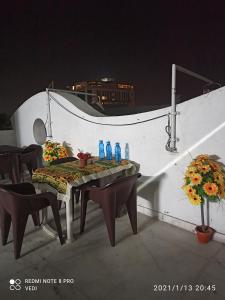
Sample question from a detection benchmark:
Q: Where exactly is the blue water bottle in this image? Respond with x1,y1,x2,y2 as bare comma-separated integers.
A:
99,140,105,159
125,143,129,160
115,142,121,164
106,141,112,160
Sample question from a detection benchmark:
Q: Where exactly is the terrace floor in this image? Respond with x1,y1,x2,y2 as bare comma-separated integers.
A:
1,208,225,300
0,177,225,300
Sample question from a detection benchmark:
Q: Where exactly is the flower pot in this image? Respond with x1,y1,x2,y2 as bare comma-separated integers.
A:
195,226,215,244
79,159,87,168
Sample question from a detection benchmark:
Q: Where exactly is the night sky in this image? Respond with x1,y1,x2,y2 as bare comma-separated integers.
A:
1,0,225,115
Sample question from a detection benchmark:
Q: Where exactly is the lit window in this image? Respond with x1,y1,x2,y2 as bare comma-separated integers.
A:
118,84,134,89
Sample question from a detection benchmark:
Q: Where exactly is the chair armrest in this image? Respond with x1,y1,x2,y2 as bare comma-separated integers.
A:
13,191,57,202
78,180,100,191
80,173,142,192
1,182,36,195
81,186,103,192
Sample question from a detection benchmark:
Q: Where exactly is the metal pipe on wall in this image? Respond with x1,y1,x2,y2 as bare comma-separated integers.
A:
170,64,177,152
46,88,53,138
167,64,215,153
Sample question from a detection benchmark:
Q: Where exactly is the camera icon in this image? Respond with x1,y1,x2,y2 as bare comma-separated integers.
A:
9,279,22,291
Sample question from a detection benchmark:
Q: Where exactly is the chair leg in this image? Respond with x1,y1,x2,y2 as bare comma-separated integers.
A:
80,192,88,233
0,209,11,245
12,214,28,259
125,190,137,234
31,212,40,226
50,201,64,245
101,196,116,246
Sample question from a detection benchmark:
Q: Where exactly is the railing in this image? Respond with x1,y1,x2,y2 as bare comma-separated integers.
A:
166,64,219,153
47,90,168,127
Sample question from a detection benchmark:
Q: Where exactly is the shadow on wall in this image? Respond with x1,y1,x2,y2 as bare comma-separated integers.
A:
137,173,167,219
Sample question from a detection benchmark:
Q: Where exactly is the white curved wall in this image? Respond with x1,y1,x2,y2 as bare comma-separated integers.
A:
13,88,225,242
14,92,48,146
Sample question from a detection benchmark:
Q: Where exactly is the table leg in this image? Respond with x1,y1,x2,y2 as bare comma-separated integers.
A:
66,197,74,242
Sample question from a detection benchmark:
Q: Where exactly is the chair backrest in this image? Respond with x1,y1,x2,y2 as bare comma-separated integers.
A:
22,144,42,156
90,173,141,205
0,153,20,183
0,186,30,213
0,154,13,172
50,157,77,166
21,144,43,169
103,173,141,189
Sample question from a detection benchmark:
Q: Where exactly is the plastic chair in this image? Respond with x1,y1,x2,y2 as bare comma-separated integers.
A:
0,182,64,259
0,153,20,183
80,173,141,246
20,144,43,177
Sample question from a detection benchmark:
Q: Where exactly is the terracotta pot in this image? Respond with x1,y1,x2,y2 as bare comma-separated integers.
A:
79,159,87,168
195,226,215,244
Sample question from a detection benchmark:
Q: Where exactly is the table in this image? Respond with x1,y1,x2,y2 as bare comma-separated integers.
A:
32,158,140,242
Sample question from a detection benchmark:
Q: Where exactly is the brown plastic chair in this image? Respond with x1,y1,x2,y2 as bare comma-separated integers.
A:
0,153,20,183
50,157,80,219
0,182,64,259
20,144,43,177
80,173,141,246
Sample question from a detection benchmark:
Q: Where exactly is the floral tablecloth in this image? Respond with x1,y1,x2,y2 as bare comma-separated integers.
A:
32,158,139,196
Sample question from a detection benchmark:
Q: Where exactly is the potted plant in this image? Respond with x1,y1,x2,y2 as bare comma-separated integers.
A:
77,151,91,167
182,154,225,243
43,140,68,165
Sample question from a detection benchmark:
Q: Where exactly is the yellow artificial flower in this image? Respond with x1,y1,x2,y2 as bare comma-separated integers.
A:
43,141,68,162
188,194,202,206
190,173,202,186
44,155,49,161
213,171,224,185
198,164,211,174
185,167,197,177
208,160,221,172
182,185,196,196
203,182,218,196
183,155,225,204
195,154,210,162
190,160,203,168
218,185,225,199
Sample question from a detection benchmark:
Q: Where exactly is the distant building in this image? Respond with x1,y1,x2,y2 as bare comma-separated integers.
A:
66,78,135,109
